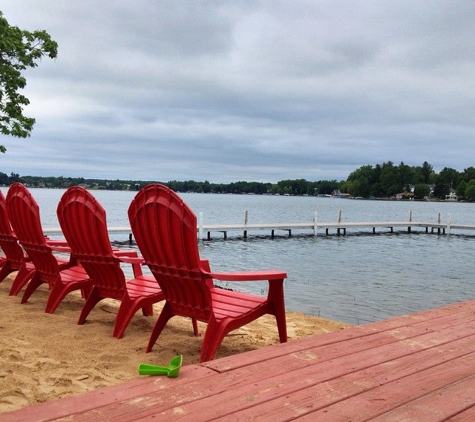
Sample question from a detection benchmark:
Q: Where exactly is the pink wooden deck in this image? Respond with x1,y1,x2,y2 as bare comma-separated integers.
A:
4,299,475,421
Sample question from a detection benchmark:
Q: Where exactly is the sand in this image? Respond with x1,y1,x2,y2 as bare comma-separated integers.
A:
0,273,350,412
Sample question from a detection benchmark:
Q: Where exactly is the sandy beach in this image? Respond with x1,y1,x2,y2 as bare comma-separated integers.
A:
0,273,350,412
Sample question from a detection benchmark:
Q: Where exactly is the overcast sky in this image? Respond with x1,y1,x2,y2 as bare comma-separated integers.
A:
1,1,474,183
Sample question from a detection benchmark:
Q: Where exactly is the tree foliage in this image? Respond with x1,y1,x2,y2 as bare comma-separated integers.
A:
0,11,58,151
4,161,475,201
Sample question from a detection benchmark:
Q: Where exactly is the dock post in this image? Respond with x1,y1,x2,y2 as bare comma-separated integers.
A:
337,210,342,235
199,212,204,240
407,210,412,233
243,210,248,238
313,212,318,236
447,213,451,236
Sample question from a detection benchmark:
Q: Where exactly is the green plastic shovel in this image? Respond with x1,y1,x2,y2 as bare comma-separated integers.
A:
138,355,183,377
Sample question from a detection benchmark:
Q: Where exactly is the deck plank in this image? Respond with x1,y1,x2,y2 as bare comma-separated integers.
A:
2,366,215,422
296,353,475,422
370,375,475,421
444,405,475,421
76,311,475,421
204,300,475,373
4,299,475,422
161,334,475,422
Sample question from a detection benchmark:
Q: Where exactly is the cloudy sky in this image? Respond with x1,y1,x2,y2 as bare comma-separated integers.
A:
1,1,474,183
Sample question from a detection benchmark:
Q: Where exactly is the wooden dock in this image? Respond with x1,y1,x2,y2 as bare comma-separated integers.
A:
42,211,474,240
5,298,475,421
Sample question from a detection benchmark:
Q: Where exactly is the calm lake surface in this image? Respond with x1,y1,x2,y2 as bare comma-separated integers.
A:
5,187,475,325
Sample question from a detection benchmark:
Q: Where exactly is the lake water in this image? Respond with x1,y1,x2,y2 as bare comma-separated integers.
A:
4,187,475,326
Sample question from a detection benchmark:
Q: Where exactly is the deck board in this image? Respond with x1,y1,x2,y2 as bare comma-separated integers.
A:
3,299,475,422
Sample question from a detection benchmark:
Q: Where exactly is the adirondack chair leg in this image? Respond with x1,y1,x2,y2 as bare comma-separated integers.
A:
0,262,13,283
45,279,93,314
267,280,287,343
274,309,287,343
113,296,144,339
81,284,93,300
9,263,36,296
199,318,227,363
0,261,18,283
20,275,45,303
146,302,174,353
78,288,102,325
45,283,69,313
192,318,199,336
141,304,153,317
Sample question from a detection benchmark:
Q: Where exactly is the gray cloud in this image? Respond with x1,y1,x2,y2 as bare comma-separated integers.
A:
1,0,474,183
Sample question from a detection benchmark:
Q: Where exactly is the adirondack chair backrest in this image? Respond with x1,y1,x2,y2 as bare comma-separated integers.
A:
57,186,126,299
128,184,212,320
0,190,26,267
6,183,60,284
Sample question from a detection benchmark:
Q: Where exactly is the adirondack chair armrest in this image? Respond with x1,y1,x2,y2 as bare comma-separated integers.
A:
49,244,72,254
114,253,144,278
116,255,143,264
45,239,69,247
208,270,286,302
49,244,78,265
200,259,211,271
114,250,139,258
207,270,287,282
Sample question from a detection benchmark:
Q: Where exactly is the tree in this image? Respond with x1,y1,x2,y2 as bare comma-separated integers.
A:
456,180,467,199
379,161,402,197
398,161,414,191
437,167,461,188
0,11,58,151
414,183,430,200
416,161,434,184
0,170,8,185
462,167,475,182
465,181,475,201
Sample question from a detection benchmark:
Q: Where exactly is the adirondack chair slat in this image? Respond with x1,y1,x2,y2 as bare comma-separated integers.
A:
6,183,92,312
57,186,166,338
128,183,288,362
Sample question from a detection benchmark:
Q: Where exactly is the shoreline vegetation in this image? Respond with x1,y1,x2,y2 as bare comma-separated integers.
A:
2,160,475,200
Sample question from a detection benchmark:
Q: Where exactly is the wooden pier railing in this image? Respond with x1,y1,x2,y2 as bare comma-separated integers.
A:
41,211,474,240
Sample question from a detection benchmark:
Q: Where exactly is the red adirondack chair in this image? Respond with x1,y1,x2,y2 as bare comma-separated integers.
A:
0,190,35,286
57,186,165,338
6,183,93,312
128,183,288,362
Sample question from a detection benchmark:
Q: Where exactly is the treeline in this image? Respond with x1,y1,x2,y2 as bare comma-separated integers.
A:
2,160,475,200
0,171,341,196
340,161,475,200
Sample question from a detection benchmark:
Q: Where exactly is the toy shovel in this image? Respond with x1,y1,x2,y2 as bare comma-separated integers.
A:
138,355,183,377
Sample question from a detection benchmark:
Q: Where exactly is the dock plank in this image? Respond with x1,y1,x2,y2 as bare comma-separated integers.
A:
155,333,475,422
371,375,475,421
3,366,215,422
444,405,475,421
42,218,470,239
4,299,475,422
204,299,475,373
296,353,475,422
52,310,475,421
